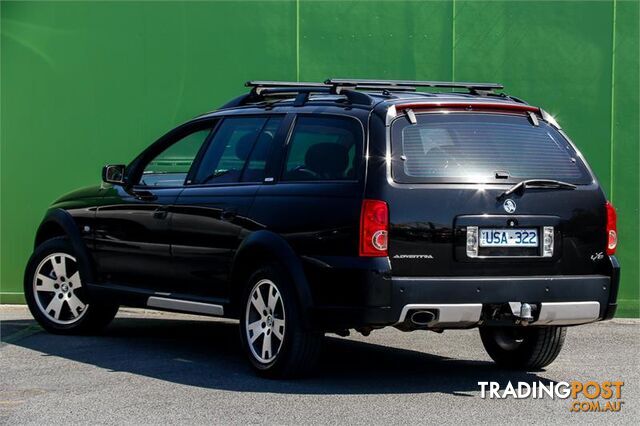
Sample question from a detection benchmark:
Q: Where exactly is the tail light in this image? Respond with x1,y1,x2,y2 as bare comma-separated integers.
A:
359,199,388,257
606,201,617,255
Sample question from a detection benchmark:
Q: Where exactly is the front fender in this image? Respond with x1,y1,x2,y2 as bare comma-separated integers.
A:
35,209,96,283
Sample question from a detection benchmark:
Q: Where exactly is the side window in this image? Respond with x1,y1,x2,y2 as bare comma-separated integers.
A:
282,116,362,181
193,116,280,185
139,127,212,187
193,117,266,184
241,117,283,182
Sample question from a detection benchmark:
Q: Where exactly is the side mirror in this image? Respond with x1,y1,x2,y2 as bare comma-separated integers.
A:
102,164,127,185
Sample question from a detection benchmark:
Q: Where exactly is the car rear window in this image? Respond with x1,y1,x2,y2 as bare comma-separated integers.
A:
391,113,592,184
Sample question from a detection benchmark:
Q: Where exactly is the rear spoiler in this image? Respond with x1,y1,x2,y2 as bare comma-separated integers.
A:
385,102,548,126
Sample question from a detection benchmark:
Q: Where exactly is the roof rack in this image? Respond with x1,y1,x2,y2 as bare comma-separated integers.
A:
220,78,503,109
246,81,329,94
326,78,503,93
221,81,383,108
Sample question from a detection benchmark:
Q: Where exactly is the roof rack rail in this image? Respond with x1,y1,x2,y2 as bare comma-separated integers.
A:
246,81,329,88
325,78,503,93
220,83,327,109
245,81,329,94
219,78,504,109
224,80,397,108
246,80,417,92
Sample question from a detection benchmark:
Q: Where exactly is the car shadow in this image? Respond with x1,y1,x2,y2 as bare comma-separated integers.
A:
1,315,555,395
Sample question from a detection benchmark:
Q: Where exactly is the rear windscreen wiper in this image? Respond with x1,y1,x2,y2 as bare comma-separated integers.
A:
497,179,577,200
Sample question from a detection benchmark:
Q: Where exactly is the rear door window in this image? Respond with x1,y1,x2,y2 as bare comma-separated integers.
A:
192,116,283,185
282,115,362,181
192,117,265,184
391,113,592,184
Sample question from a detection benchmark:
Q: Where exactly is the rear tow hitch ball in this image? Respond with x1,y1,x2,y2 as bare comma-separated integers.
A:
520,303,534,322
508,302,535,324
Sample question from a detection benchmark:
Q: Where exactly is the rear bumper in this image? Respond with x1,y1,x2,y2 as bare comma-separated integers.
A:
310,256,620,330
391,274,613,324
395,300,602,328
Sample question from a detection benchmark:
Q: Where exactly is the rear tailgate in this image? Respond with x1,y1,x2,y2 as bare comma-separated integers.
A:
387,184,607,277
381,111,609,277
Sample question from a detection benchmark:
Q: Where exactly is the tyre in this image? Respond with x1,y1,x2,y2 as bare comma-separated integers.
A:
239,263,322,378
479,326,567,370
24,237,119,334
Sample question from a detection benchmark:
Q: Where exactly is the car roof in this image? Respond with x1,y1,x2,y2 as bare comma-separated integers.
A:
198,91,528,118
195,79,532,121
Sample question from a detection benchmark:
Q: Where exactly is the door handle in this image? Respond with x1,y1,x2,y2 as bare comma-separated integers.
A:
221,208,237,222
153,208,168,220
132,190,157,201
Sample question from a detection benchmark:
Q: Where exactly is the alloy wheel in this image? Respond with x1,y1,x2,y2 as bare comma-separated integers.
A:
32,253,88,324
245,279,286,363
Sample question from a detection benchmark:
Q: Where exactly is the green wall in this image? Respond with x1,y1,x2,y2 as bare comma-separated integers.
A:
1,1,638,316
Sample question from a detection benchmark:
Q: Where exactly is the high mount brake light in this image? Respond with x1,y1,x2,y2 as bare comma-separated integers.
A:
606,201,617,255
394,102,541,114
360,199,389,257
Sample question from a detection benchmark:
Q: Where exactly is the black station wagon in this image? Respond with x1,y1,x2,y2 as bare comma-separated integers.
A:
25,79,620,377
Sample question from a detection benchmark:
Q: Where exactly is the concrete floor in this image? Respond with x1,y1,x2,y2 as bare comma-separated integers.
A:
1,305,638,424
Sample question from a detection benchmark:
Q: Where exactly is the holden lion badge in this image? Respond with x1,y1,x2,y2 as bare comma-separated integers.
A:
503,199,517,213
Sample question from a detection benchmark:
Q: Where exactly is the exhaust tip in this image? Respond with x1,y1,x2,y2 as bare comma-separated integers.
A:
409,310,436,326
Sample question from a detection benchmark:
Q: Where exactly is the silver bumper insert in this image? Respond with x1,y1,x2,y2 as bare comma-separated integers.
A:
536,301,600,325
397,303,483,328
397,301,601,328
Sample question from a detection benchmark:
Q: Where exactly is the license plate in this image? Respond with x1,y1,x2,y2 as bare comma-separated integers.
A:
479,228,538,247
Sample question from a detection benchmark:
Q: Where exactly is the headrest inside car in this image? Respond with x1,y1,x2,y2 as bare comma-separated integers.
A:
235,132,259,161
250,132,274,162
305,143,349,179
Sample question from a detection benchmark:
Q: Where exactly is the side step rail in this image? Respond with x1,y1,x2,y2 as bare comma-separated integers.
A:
147,297,224,316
